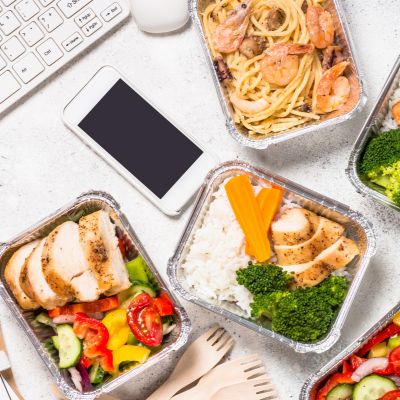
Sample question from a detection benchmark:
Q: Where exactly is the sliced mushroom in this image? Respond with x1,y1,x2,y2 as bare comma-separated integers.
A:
266,7,285,31
239,36,266,58
297,103,312,113
213,56,233,82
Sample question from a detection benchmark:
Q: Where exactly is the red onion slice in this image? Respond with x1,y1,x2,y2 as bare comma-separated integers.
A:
53,315,76,324
68,367,83,393
351,357,389,382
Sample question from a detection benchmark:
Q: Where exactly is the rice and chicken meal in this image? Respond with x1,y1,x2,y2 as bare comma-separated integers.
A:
181,174,360,343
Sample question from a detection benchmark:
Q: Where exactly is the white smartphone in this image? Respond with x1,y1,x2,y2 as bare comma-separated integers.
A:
63,66,217,216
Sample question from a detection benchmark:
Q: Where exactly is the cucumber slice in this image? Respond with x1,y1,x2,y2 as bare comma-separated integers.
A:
56,324,82,369
89,361,105,385
352,375,396,400
131,284,156,298
51,336,60,351
35,313,56,329
327,384,353,400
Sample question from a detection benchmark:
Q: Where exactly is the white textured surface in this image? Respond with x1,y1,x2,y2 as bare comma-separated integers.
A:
0,1,400,399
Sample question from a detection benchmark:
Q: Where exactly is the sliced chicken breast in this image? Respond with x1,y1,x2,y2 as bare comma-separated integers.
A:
4,240,40,310
79,210,130,296
274,216,344,265
272,208,319,246
21,238,68,309
42,221,100,302
280,236,359,287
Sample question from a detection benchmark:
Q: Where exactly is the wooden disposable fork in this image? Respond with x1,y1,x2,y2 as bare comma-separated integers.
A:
170,354,266,400
210,377,279,400
147,325,234,400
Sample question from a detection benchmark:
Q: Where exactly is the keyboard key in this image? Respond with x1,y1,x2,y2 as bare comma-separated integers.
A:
0,11,21,35
1,0,16,6
15,0,40,21
13,52,43,82
38,8,63,32
36,37,62,64
100,3,121,22
38,0,53,6
57,0,91,18
1,36,24,60
19,21,43,46
0,70,20,102
61,31,81,51
0,54,5,70
75,7,94,27
82,16,101,36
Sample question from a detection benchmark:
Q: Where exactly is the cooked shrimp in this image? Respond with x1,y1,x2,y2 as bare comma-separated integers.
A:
306,5,334,49
213,0,253,53
316,61,350,113
261,43,314,86
391,99,400,126
230,93,268,115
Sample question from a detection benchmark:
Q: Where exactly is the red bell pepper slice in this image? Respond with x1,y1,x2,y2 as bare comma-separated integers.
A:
316,372,354,400
73,313,114,372
49,296,119,318
342,361,352,374
358,324,400,356
380,390,400,400
79,355,93,369
153,292,175,317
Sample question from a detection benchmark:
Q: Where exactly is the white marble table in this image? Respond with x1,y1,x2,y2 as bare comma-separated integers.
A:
1,1,400,398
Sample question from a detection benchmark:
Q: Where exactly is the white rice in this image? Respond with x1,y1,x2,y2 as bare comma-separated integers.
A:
180,180,297,317
381,87,400,131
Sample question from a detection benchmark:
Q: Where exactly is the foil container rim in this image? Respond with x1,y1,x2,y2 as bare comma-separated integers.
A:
167,160,376,353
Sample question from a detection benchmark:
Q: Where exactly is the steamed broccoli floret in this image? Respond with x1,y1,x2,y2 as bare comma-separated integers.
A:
360,129,400,204
360,129,400,175
250,291,289,319
236,262,293,295
249,276,349,343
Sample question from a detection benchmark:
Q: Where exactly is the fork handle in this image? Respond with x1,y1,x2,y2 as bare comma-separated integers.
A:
170,386,206,400
146,374,193,400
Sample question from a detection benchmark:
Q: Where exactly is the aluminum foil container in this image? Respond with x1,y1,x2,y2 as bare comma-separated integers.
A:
300,303,400,399
0,191,191,400
190,0,366,149
347,55,400,212
167,161,376,353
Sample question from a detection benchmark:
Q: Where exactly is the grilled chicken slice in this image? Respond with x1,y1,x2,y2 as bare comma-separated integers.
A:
4,240,40,310
272,208,319,246
42,221,100,302
280,236,359,287
79,210,130,296
20,238,69,309
274,216,344,265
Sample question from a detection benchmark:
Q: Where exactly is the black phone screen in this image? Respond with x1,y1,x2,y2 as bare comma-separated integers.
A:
78,79,203,198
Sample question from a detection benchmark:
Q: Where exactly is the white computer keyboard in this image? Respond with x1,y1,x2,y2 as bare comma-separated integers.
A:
0,0,129,114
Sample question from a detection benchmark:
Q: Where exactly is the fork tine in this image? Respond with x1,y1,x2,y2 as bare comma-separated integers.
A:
212,331,229,347
203,325,222,341
209,328,226,345
251,376,272,385
236,354,260,364
216,337,235,353
243,360,263,371
246,366,266,379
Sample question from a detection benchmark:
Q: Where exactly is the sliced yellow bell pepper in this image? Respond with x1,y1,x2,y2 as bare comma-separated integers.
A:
112,345,151,372
368,342,388,358
102,309,130,351
393,311,400,327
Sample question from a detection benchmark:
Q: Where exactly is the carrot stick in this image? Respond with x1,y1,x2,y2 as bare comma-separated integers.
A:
246,187,283,256
225,175,270,262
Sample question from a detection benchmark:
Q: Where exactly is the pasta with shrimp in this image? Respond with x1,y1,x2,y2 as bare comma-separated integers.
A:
203,0,351,138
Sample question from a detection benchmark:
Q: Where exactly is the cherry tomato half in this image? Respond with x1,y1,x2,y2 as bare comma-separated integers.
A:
380,390,400,400
389,347,400,375
127,294,163,347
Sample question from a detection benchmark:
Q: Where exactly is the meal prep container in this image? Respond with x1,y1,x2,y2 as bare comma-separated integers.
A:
300,303,400,399
347,55,400,212
167,161,376,353
0,191,191,400
190,0,366,149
